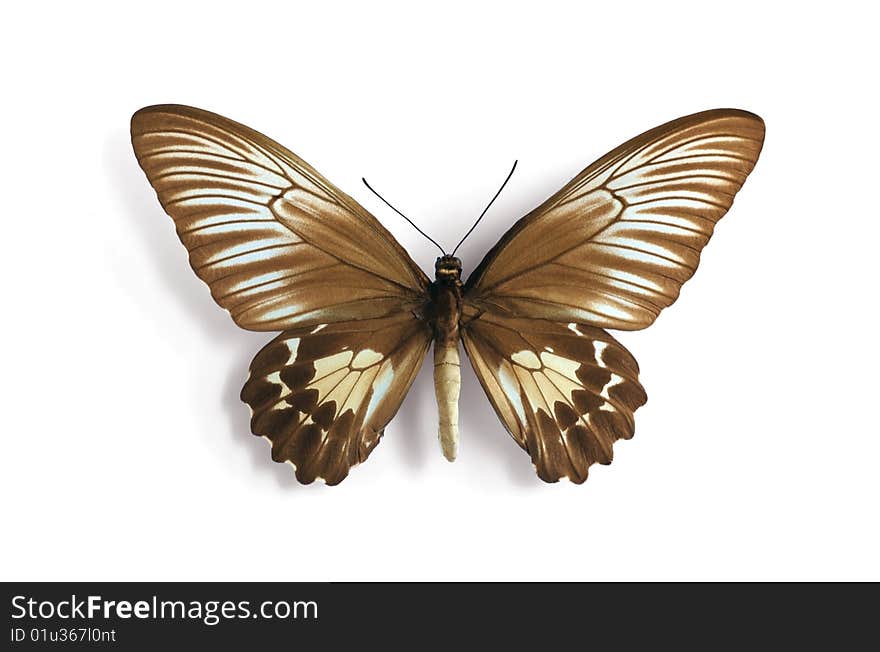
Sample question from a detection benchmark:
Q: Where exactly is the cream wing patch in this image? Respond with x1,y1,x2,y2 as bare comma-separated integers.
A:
461,313,647,484
241,314,431,485
365,362,395,423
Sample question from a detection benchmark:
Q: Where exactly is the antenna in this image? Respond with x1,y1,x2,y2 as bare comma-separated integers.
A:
451,160,517,256
362,177,446,255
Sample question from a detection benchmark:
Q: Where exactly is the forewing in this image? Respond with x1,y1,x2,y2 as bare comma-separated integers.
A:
241,314,432,484
461,312,646,483
465,109,765,330
131,104,429,331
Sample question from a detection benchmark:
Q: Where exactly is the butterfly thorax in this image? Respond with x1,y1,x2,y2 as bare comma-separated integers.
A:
430,255,463,461
430,255,463,339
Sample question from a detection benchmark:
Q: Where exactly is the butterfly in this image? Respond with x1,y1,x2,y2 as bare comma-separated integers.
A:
131,105,764,485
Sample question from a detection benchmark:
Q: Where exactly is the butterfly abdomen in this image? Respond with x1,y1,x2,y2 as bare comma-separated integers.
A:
431,256,464,461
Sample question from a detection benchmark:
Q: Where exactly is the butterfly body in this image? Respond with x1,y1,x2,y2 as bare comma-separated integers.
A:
429,255,464,461
131,104,764,484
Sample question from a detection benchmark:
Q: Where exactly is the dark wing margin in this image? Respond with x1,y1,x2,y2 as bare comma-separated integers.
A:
131,104,429,331
461,312,646,483
464,109,765,330
241,314,432,485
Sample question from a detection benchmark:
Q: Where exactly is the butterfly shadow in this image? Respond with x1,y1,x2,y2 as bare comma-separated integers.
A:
388,359,435,471
104,128,308,490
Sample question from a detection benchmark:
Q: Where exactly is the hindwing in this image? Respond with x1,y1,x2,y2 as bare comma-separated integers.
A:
461,312,646,483
241,314,432,484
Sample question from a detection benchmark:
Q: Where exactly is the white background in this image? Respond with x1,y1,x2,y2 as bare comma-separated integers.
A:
2,1,878,581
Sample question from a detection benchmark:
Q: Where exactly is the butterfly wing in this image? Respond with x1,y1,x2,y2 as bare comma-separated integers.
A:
464,109,765,330
461,109,763,481
131,104,429,331
241,314,431,484
132,105,433,483
461,311,646,483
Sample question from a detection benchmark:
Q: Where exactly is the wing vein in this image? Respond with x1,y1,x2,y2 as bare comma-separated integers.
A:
151,169,290,191
139,148,287,177
591,241,695,268
192,242,302,268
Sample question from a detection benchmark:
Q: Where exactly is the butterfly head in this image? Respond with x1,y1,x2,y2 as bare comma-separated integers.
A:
435,255,462,283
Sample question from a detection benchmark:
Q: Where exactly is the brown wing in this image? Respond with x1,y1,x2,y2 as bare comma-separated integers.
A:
241,314,432,484
461,311,646,483
464,109,765,330
131,104,429,331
